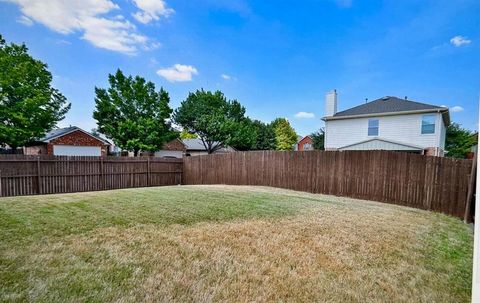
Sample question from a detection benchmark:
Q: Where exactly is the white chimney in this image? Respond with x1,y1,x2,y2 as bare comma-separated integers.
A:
325,89,337,117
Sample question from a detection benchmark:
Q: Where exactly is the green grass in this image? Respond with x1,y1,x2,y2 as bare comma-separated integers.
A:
0,185,473,302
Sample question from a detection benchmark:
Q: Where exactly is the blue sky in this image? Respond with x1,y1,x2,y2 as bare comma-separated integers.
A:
1,0,479,135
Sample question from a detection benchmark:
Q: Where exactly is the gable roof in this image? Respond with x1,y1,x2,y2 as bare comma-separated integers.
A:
338,138,424,151
324,96,450,124
39,126,110,144
181,138,235,151
297,135,312,143
182,138,207,150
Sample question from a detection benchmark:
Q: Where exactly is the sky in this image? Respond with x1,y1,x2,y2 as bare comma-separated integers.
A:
0,0,479,136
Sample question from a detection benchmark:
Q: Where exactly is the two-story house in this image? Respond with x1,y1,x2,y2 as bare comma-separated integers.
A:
322,90,450,156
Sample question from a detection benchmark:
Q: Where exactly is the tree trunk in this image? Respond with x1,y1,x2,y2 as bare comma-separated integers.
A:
9,146,18,154
134,149,139,157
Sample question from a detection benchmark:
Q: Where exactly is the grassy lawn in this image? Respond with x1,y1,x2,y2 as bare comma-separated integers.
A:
0,185,473,302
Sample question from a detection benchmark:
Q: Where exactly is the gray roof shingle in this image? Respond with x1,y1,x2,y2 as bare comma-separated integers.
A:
39,126,109,144
182,138,208,150
182,138,233,151
41,126,79,141
333,96,447,117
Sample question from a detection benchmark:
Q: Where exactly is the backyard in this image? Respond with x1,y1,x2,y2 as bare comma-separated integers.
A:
0,185,473,302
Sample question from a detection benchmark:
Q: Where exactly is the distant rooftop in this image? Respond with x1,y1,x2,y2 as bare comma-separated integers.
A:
40,126,78,142
181,138,233,151
39,126,109,144
182,138,207,150
333,96,447,118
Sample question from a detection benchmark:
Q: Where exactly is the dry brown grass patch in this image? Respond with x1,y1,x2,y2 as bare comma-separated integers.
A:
20,207,463,302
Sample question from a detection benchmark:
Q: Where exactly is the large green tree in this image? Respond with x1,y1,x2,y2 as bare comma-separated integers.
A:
173,90,254,153
0,35,70,150
311,128,325,150
93,69,177,156
252,120,277,150
271,118,298,150
228,118,257,151
445,123,477,158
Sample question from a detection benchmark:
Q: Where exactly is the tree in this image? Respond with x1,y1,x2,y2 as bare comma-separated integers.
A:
252,120,276,150
180,129,197,139
311,128,325,150
445,123,477,158
93,69,177,156
173,90,254,153
0,35,70,150
228,118,257,151
271,118,297,150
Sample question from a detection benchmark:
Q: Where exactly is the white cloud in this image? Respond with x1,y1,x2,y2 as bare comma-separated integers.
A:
450,106,464,113
132,0,174,24
294,112,315,119
221,74,231,80
6,0,156,55
450,35,471,47
157,64,198,82
16,15,33,26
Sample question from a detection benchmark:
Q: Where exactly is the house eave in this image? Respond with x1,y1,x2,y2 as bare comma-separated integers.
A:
322,108,450,124
338,138,425,151
43,127,110,145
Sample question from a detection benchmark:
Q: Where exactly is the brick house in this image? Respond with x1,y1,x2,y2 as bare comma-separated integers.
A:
154,138,236,158
24,126,109,156
153,139,186,158
295,136,314,151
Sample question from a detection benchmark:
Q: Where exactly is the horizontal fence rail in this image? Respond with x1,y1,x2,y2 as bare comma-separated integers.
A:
183,151,473,219
0,155,182,197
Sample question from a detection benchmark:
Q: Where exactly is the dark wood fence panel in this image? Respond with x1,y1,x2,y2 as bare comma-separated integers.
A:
183,151,473,219
0,155,182,197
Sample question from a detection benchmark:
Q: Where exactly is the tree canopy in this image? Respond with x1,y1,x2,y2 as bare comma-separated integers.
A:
93,69,177,156
180,129,197,139
251,120,277,150
445,123,477,158
271,118,298,150
311,128,325,150
173,90,255,153
0,35,70,149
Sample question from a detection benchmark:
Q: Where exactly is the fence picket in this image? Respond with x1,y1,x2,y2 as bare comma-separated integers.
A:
0,155,182,198
183,150,473,219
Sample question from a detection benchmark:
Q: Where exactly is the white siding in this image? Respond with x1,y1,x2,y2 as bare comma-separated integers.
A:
439,120,446,150
325,113,444,150
340,139,423,151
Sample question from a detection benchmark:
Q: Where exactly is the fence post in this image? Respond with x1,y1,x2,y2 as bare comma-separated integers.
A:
36,156,42,194
0,170,2,197
147,157,150,187
465,153,477,223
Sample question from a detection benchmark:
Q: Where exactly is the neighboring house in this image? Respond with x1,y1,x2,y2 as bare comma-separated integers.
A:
155,138,236,158
154,139,186,158
295,135,314,151
24,126,110,156
322,90,450,156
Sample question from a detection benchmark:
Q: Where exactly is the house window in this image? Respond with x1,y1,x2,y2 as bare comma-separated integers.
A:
421,114,436,134
368,119,379,136
304,143,312,150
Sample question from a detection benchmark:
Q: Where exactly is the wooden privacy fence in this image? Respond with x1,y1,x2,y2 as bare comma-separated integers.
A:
0,155,182,197
184,150,474,219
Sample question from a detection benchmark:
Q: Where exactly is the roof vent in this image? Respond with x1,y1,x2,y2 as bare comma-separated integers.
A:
381,96,389,101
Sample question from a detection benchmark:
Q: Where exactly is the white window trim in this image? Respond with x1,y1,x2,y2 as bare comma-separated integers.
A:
368,119,379,136
421,114,436,135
